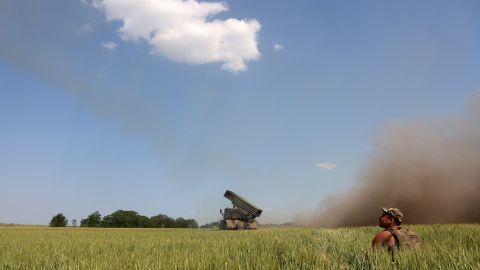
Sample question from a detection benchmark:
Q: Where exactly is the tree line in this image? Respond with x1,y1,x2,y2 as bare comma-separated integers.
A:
49,210,199,228
199,221,220,229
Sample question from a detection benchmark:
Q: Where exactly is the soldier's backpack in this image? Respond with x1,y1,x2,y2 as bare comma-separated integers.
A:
388,226,421,250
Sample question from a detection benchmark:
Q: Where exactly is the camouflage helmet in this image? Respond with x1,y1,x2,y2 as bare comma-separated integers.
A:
381,207,404,224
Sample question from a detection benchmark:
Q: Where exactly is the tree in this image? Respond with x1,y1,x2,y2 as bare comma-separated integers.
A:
200,221,220,229
101,210,149,228
78,210,199,228
173,218,198,228
80,211,102,227
49,213,68,227
150,214,175,228
185,219,199,228
71,219,78,227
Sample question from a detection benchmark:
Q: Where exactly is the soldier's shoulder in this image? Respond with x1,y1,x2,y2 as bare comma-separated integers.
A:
373,230,392,240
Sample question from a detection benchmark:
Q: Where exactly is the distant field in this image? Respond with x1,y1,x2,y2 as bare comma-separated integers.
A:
0,224,478,269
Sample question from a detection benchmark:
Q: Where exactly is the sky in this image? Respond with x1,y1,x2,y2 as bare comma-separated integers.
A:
1,0,479,225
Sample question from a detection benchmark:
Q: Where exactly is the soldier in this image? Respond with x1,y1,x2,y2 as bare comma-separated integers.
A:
371,207,404,252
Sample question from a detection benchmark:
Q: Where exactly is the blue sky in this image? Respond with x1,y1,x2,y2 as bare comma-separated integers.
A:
1,0,479,225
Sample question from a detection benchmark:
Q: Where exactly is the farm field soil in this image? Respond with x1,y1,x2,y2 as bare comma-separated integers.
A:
0,224,479,269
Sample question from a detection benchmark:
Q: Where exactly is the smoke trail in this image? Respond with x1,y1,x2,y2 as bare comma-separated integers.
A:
309,93,480,227
0,2,186,188
0,0,249,187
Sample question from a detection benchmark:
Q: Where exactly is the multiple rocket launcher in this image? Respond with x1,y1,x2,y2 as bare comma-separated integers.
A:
220,190,262,230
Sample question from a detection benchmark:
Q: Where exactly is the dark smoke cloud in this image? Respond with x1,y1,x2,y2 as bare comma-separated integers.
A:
308,93,480,227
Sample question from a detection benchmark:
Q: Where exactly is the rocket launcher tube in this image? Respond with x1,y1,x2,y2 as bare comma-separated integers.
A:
224,190,263,218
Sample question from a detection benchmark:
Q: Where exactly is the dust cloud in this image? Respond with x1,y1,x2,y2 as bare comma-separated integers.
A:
308,93,480,227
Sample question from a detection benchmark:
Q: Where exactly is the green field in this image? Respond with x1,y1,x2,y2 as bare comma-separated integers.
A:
0,224,478,269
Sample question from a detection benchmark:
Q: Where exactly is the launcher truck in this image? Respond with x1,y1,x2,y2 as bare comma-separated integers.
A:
219,190,262,230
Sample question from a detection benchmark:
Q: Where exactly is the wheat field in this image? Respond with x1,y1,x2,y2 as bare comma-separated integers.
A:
0,224,478,269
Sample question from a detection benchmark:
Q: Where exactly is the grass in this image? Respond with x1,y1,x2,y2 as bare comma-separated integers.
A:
0,224,478,269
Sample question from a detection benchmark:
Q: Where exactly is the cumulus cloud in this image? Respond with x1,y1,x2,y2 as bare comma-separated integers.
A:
92,0,261,72
274,43,284,52
101,41,118,50
316,162,337,170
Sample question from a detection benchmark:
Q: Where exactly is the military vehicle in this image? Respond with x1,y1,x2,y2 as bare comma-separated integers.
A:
219,190,262,230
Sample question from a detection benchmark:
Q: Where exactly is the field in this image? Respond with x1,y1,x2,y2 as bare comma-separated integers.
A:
0,224,479,269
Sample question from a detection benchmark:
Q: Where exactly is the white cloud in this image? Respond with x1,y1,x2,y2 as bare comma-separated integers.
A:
316,162,337,170
93,0,261,72
101,41,118,50
274,43,284,52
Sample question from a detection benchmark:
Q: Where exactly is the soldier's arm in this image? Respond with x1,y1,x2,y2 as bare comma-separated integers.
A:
371,231,395,249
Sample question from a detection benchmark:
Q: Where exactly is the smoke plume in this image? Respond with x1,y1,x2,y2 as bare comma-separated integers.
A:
309,93,480,227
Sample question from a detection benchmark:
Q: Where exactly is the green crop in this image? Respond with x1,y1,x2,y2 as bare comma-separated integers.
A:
0,224,478,269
